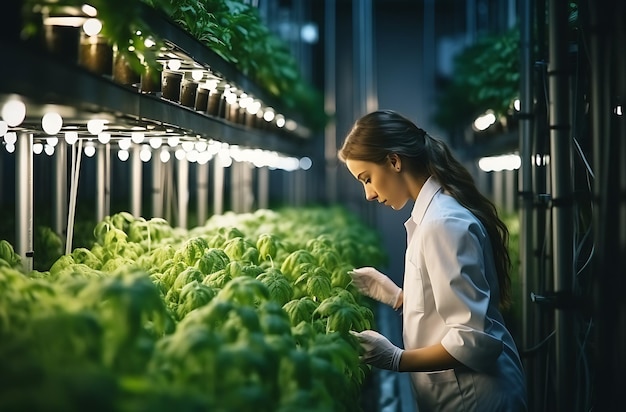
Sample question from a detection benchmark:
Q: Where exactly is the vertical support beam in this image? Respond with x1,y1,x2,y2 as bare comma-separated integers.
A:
177,157,188,229
96,143,110,221
547,1,574,410
213,159,225,215
257,166,269,209
16,132,34,272
197,161,209,224
241,161,253,213
353,0,376,116
231,161,241,213
152,152,163,218
131,145,142,217
324,0,338,204
54,141,67,241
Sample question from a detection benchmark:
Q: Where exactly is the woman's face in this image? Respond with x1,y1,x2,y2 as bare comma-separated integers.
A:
345,158,412,210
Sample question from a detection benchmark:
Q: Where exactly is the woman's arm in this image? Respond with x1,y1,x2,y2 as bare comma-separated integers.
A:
399,343,463,372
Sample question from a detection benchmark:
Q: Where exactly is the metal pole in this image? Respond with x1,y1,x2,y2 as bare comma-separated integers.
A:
131,144,142,217
96,143,110,221
152,151,163,218
213,159,224,215
197,161,209,224
257,166,269,209
177,156,188,228
54,141,67,241
16,132,34,271
324,0,337,204
547,1,574,410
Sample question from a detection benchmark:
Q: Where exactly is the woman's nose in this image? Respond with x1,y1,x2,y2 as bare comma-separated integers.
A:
364,186,377,201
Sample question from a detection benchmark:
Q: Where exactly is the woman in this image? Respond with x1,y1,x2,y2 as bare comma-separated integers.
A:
339,110,527,411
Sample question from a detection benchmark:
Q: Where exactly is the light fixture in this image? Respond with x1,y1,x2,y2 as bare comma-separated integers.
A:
42,112,63,135
97,132,111,144
2,99,26,127
117,150,130,161
87,119,106,135
33,142,44,154
64,131,79,145
83,18,103,37
159,149,171,163
299,157,313,170
4,132,17,145
167,136,180,147
46,137,59,146
168,59,181,71
118,137,131,150
139,145,152,162
131,132,145,144
84,143,96,157
192,70,204,81
149,137,162,149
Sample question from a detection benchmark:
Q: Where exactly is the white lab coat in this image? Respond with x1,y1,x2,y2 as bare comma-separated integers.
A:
402,177,527,411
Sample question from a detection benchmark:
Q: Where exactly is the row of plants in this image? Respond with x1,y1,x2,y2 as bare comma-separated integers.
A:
20,0,327,131
0,206,386,411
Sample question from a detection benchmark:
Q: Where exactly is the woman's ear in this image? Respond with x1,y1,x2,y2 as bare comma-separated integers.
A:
388,154,401,172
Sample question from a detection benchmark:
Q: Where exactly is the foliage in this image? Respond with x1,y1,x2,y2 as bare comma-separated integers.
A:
433,27,521,131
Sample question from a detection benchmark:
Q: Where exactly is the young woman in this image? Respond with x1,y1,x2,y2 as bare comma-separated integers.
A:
339,110,527,411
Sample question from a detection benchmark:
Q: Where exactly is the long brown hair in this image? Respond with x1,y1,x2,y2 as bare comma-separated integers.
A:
339,110,512,310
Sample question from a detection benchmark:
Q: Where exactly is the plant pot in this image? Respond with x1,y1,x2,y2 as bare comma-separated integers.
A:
78,33,113,76
180,80,198,108
140,64,162,95
112,50,140,87
207,90,224,117
162,71,182,102
194,87,210,112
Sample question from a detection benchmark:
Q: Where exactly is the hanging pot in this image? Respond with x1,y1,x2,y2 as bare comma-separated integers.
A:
194,87,210,112
162,71,182,102
180,79,198,108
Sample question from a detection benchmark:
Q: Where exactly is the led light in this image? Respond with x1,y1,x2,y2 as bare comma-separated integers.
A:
139,146,152,162
97,132,111,144
167,136,180,147
149,137,162,149
2,100,26,127
64,131,79,145
83,18,102,36
275,115,285,128
197,150,212,164
87,119,106,134
144,38,156,48
4,132,17,145
5,143,15,153
0,121,7,137
46,137,59,146
84,143,96,157
263,110,275,122
44,144,55,156
181,141,194,152
299,157,312,170
33,142,43,154
42,112,63,135
195,140,207,152
131,132,144,144
82,4,97,17
118,137,131,150
192,70,204,81
168,59,181,71
186,150,198,163
174,148,186,160
160,149,171,163
118,150,129,161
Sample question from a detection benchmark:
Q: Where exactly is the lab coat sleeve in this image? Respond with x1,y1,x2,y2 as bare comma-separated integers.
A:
420,217,503,372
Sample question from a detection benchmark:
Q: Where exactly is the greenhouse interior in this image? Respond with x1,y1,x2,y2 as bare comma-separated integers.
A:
0,1,624,411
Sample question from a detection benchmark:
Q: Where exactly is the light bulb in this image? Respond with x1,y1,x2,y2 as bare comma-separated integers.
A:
118,137,131,150
84,144,96,157
5,143,15,153
97,132,111,144
87,119,106,134
131,132,144,144
181,141,194,152
46,137,59,146
83,18,102,36
168,59,181,70
149,137,162,149
0,121,7,137
275,115,285,128
160,149,171,163
42,112,63,135
118,150,129,161
2,100,26,127
263,110,275,122
4,131,17,145
174,148,186,160
299,157,312,170
64,131,78,145
195,140,207,152
192,70,204,81
167,136,180,147
33,142,43,154
44,144,55,156
139,146,152,162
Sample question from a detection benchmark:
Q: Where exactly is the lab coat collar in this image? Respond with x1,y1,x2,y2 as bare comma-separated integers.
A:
405,176,442,231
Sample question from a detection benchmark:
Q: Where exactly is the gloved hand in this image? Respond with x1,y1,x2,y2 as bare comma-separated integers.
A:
349,267,402,309
351,330,404,371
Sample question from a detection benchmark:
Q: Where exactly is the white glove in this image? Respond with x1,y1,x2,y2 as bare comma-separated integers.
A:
349,267,402,308
351,330,404,371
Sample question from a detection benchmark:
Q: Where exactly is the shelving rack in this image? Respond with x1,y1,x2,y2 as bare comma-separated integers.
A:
0,1,320,271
